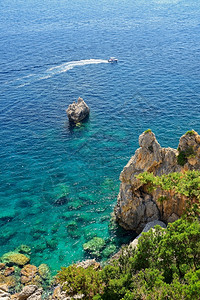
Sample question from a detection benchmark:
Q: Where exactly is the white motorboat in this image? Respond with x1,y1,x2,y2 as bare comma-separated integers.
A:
108,57,118,63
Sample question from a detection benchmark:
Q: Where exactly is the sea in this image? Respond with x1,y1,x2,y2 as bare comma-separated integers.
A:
0,0,200,273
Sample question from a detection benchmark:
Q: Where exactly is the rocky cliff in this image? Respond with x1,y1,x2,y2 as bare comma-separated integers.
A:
114,130,200,233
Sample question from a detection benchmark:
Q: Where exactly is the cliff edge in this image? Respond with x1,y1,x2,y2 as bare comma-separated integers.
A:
114,130,200,233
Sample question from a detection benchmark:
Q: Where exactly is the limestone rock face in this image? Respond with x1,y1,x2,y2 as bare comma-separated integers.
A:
66,97,90,124
114,130,200,233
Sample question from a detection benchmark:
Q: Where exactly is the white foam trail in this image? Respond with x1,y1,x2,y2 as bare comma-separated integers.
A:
4,74,34,85
15,59,108,88
48,59,108,73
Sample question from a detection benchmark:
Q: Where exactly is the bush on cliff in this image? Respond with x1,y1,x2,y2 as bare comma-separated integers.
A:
56,217,200,300
136,170,200,218
56,265,103,299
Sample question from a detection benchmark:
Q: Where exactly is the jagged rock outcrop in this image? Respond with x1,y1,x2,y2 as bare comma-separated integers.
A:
114,130,200,233
66,97,90,124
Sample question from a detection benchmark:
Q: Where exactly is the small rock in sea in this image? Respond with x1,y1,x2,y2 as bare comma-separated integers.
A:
66,97,90,124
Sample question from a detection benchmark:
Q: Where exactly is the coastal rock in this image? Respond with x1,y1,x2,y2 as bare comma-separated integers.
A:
18,285,43,300
20,265,41,286
66,97,90,124
4,267,15,277
114,130,200,233
0,274,16,289
0,286,11,300
18,285,37,299
50,286,69,300
76,259,100,270
0,263,6,270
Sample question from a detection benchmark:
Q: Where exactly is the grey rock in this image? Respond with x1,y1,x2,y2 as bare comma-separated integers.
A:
66,97,90,124
18,285,41,300
130,220,166,248
27,289,43,300
76,259,100,269
167,213,179,223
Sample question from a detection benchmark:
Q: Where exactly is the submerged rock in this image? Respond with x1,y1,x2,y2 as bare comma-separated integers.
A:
53,196,68,207
83,237,105,257
38,264,51,281
114,130,200,233
102,244,117,258
1,252,30,267
66,97,90,124
15,245,31,256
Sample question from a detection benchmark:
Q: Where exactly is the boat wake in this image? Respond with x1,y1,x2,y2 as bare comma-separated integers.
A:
5,59,108,88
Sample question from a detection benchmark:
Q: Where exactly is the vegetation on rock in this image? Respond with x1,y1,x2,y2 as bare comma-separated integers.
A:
185,129,196,136
177,146,196,166
144,128,152,134
136,170,200,217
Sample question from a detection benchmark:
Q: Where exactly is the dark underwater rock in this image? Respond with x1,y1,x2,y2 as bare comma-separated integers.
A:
53,195,68,206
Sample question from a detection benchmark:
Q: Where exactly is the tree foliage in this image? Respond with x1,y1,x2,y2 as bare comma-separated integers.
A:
56,217,200,300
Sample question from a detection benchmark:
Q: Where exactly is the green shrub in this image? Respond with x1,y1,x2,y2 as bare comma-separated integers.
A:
136,170,200,203
144,129,152,134
185,130,195,136
177,146,196,165
56,265,103,299
177,149,187,166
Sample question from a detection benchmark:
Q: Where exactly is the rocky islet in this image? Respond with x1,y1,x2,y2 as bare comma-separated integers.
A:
66,97,90,124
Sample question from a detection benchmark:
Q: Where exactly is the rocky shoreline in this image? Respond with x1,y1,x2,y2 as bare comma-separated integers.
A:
1,130,199,299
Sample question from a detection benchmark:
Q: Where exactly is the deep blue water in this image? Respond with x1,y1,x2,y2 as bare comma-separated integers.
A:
0,0,200,272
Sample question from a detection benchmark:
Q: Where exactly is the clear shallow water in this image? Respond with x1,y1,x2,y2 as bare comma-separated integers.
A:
0,0,200,272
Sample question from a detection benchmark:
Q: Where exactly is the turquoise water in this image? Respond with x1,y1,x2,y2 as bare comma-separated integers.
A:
0,0,200,272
